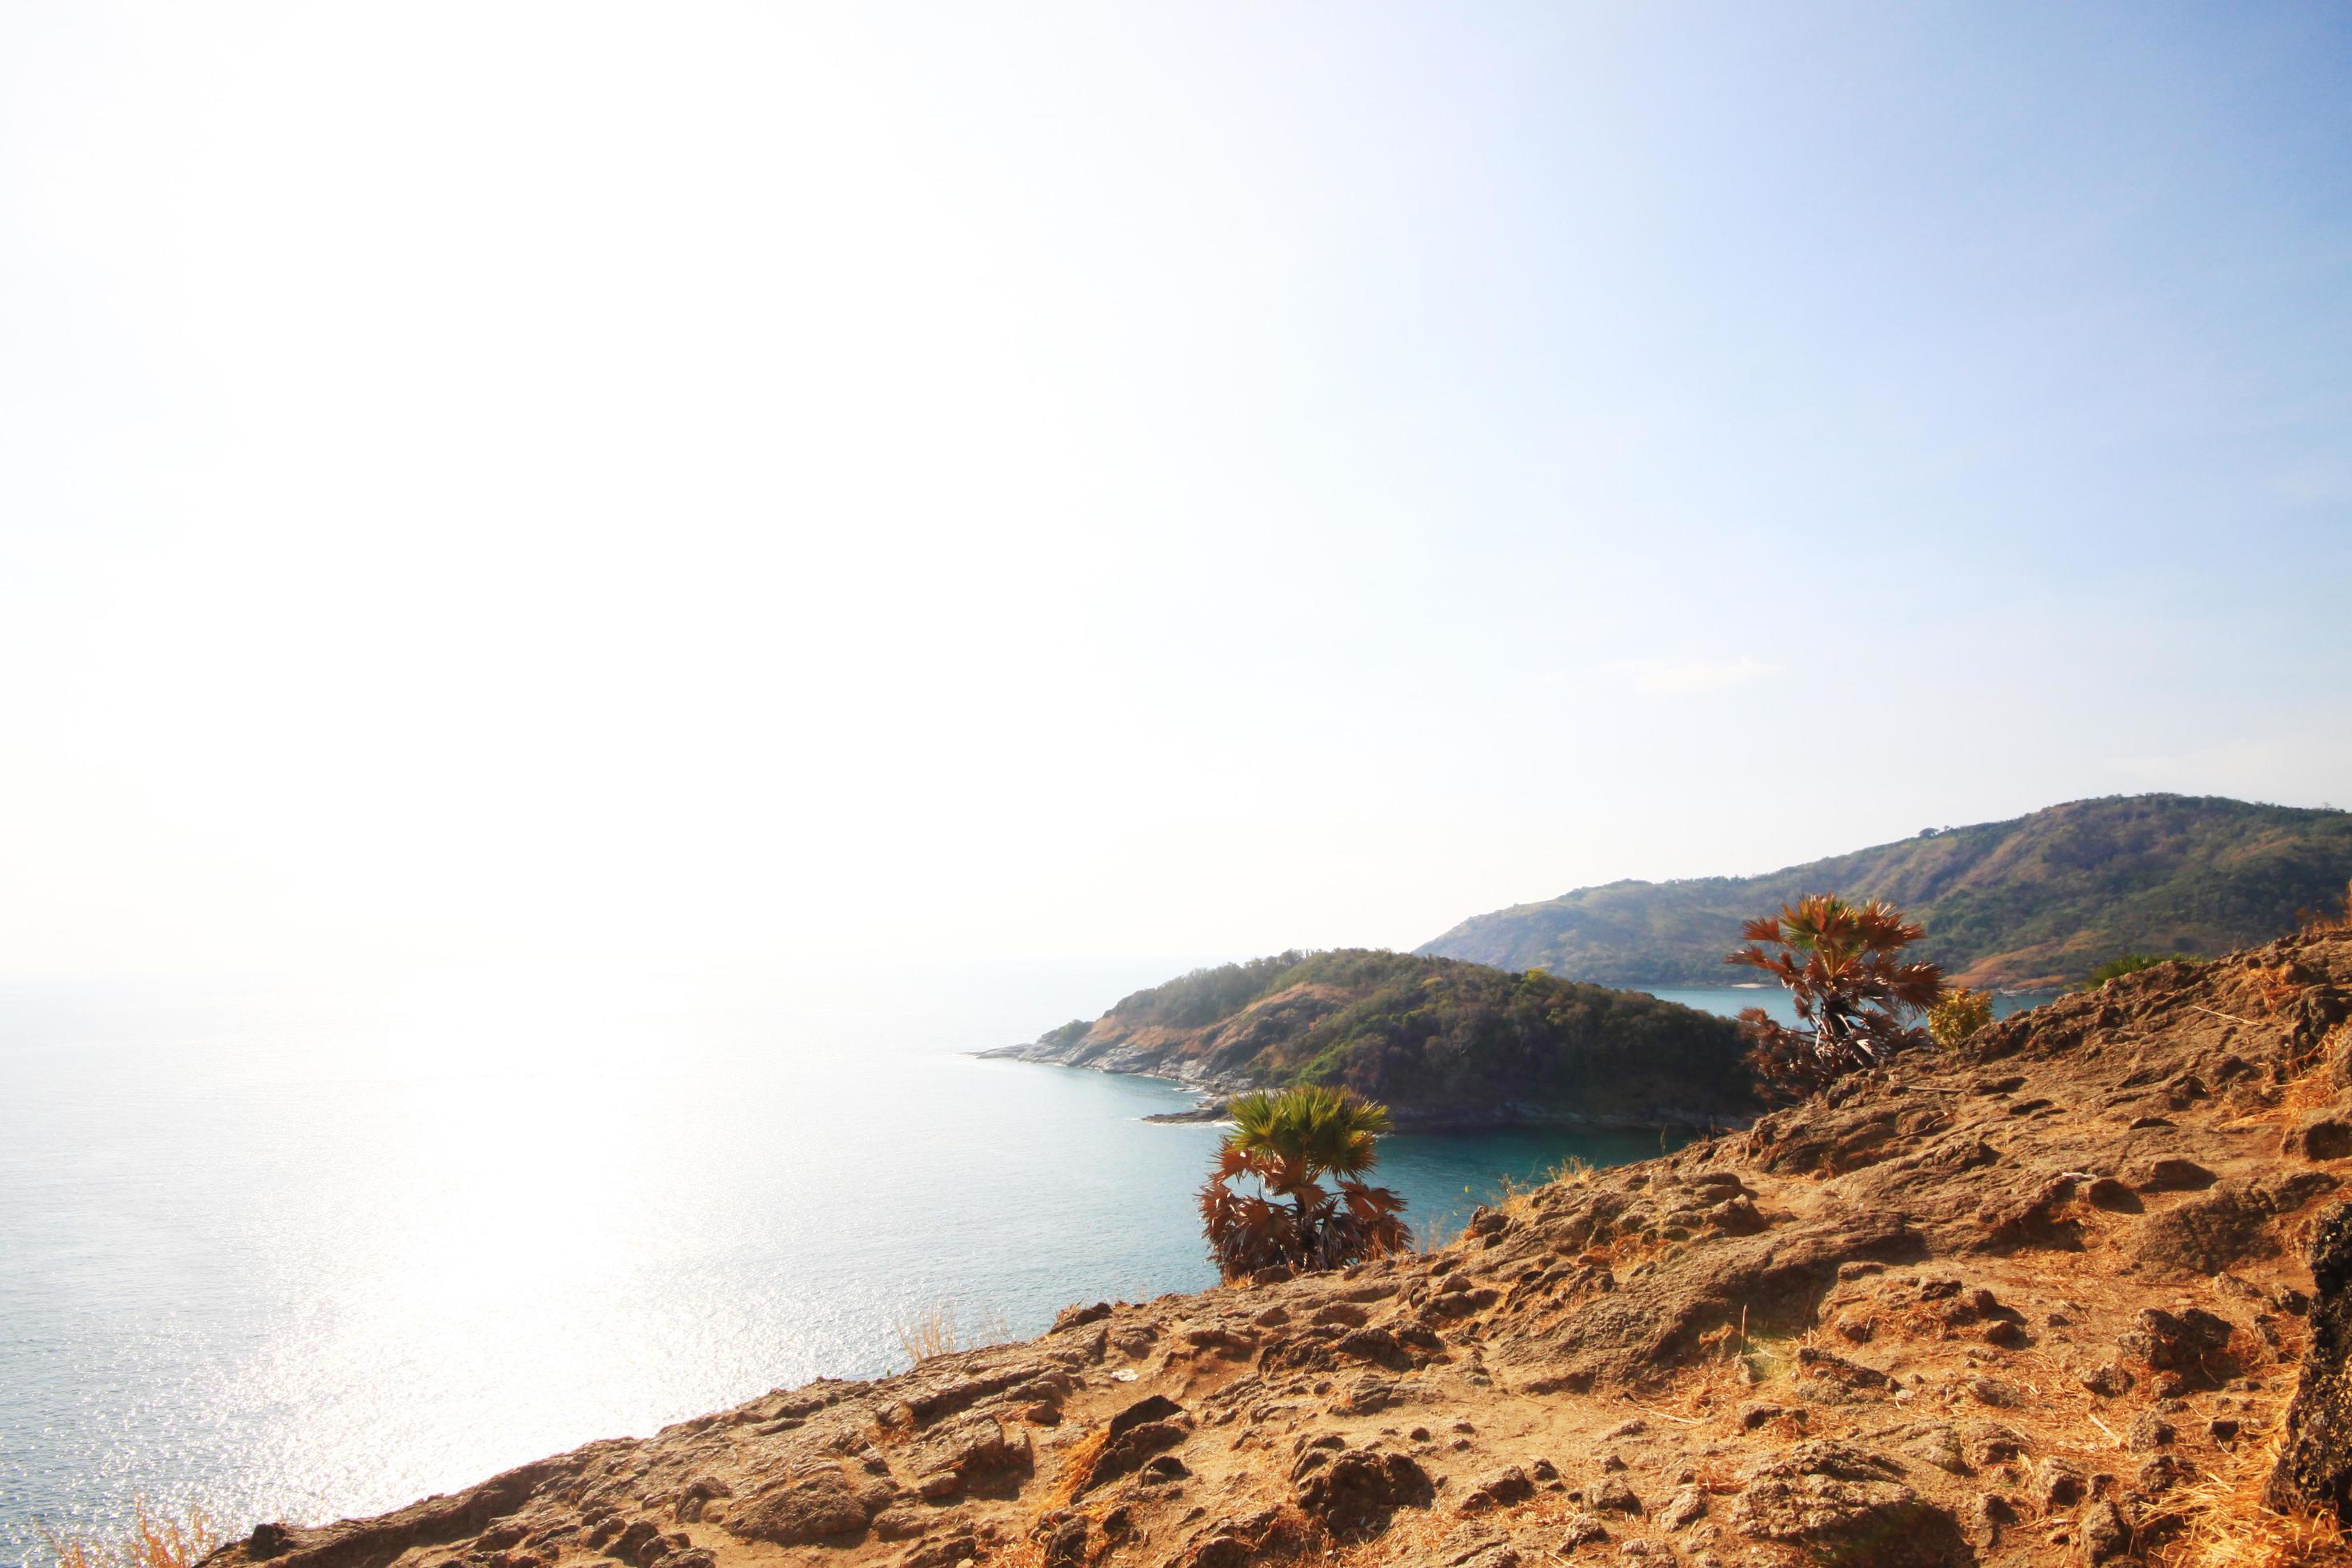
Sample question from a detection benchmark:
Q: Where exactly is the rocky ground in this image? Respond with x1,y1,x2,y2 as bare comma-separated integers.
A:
204,930,2352,1568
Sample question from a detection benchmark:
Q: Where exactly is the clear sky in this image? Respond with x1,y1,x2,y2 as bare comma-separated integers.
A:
2,3,2347,979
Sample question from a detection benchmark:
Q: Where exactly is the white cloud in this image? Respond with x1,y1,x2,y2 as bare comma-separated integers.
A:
1602,655,1778,698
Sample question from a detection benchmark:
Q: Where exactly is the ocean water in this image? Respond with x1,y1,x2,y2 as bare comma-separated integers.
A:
1,963,1748,1566
1642,986,2050,1029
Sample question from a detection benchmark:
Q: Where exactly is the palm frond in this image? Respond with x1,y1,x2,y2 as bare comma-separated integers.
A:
1198,1084,1409,1280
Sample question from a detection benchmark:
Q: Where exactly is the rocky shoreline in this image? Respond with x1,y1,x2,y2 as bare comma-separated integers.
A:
972,950,1758,1135
973,1044,1749,1135
197,927,2352,1567
1136,1101,1226,1126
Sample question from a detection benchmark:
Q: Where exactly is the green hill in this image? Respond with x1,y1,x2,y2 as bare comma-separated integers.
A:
1418,794,2352,990
986,948,1754,1129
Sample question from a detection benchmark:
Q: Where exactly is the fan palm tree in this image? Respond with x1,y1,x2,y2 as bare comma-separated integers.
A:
1198,1084,1410,1281
1728,894,1945,1102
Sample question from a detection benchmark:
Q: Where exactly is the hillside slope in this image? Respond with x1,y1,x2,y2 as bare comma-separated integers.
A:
203,927,2352,1567
979,948,1754,1130
1420,793,2352,990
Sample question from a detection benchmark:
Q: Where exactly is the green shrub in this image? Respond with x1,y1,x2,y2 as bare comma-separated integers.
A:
1927,988,1994,1046
2084,953,2189,988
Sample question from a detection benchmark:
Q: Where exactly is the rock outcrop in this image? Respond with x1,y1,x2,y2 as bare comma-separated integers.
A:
2269,1197,2352,1522
204,929,2352,1566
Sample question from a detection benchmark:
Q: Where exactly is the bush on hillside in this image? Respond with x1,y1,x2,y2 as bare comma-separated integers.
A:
2084,953,2189,989
1927,987,1994,1047
1198,1085,1408,1280
1728,894,1945,1102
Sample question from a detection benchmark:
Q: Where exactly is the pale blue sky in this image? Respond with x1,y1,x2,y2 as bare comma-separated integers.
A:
1,4,2346,977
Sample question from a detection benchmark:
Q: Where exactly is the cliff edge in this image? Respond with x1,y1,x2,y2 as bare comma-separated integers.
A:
203,929,2352,1566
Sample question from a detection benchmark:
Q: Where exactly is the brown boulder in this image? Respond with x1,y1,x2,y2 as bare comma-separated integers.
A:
728,1468,874,1546
2136,1182,2274,1274
1107,1393,1183,1436
1456,1465,1534,1514
1558,1514,1610,1550
1589,1476,1642,1514
907,1412,1028,1499
1794,1345,1896,1394
2079,1498,2133,1563
1729,1442,1966,1567
1294,1450,1434,1535
1511,1210,1918,1387
2287,1118,2352,1162
1036,1514,1087,1568
1975,1173,2085,1251
894,1529,981,1568
2038,1456,2087,1509
1450,1545,1519,1568
2270,1202,2352,1521
2118,1306,2234,1375
670,1477,733,1525
2130,1158,2217,1192
2084,1178,2142,1213
1080,1420,1186,1494
605,1520,662,1563
1709,1195,1768,1234
2080,1362,2132,1397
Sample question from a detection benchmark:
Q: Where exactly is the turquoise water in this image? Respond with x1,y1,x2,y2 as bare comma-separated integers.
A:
1642,986,2050,1028
0,964,1705,1566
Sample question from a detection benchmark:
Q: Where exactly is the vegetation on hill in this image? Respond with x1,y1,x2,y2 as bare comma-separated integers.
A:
1926,986,1993,1046
2081,951,2192,989
1418,793,2352,990
1014,947,1755,1126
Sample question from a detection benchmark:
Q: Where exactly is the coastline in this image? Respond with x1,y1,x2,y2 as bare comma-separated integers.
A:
970,1043,1754,1135
174,930,2352,1568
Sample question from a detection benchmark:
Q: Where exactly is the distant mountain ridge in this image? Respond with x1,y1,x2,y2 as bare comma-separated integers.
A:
1418,794,2352,990
982,947,1754,1130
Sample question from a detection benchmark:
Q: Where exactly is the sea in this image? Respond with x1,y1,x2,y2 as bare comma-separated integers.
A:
0,964,2043,1565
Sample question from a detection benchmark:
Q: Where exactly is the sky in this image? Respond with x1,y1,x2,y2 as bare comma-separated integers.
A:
1,3,2348,980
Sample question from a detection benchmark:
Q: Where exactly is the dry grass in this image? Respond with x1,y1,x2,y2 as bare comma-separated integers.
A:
39,1502,219,1568
894,1302,960,1366
2297,881,2352,936
2167,1424,2352,1568
986,1428,1114,1568
892,1298,1014,1368
1467,1155,1598,1231
2250,963,2309,1018
1729,1325,1813,1390
2280,1041,2351,1113
1040,1427,1110,1511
